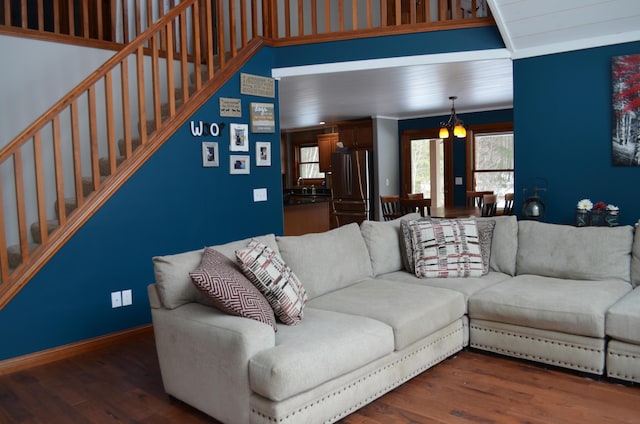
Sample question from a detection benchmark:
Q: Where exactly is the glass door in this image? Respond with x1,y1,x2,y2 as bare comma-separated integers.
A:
401,130,446,208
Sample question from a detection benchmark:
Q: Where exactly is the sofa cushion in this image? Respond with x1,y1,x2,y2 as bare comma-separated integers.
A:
606,287,640,344
476,215,518,276
189,247,276,330
249,308,394,401
408,218,484,278
631,230,640,287
152,234,278,309
516,221,633,282
308,279,465,350
468,274,632,338
276,223,373,299
236,239,307,325
360,213,420,276
379,269,511,307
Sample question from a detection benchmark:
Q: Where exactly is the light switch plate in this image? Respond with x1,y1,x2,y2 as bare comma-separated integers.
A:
253,188,268,202
455,177,463,185
111,291,122,308
122,289,133,306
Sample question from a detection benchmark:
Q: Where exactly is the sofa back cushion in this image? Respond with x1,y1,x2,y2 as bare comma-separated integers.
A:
476,215,518,276
152,234,279,309
360,213,420,276
517,221,633,282
631,226,640,287
277,223,374,299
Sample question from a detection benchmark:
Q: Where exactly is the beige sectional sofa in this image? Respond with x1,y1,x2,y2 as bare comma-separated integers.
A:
148,214,640,424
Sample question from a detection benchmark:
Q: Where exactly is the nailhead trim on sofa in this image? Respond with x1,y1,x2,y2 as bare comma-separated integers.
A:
251,325,463,424
470,325,603,374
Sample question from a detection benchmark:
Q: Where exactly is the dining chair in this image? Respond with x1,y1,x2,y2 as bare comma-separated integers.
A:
399,197,431,217
503,193,515,215
466,190,493,208
406,193,424,199
481,194,497,217
380,195,402,221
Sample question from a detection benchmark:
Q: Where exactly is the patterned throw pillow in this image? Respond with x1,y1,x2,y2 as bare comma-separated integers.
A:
400,217,430,274
408,218,484,278
236,239,307,325
476,219,496,275
189,247,277,330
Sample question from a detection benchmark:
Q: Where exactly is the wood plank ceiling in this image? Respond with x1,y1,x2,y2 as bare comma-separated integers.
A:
276,0,640,130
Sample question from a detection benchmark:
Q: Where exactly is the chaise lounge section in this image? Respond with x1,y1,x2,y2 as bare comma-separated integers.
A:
149,214,639,423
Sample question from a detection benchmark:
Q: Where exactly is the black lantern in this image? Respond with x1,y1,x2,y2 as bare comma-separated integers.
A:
521,179,547,220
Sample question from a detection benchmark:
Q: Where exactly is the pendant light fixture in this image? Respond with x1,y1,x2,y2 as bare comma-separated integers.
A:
439,96,467,139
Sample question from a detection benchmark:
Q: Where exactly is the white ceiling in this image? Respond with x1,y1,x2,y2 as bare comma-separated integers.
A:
275,0,640,130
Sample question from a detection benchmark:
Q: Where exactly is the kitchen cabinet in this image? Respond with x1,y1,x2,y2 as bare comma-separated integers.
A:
337,120,373,150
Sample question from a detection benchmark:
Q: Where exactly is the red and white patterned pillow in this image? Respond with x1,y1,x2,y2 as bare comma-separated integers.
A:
189,247,277,330
408,218,484,278
236,239,307,325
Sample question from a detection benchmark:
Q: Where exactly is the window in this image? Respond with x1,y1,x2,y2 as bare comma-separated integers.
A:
472,131,514,206
298,145,325,179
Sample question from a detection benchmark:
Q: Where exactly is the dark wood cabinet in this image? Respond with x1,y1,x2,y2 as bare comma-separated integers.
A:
318,133,339,173
337,120,373,150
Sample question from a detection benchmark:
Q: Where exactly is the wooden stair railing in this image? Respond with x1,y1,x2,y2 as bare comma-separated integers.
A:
0,0,493,309
0,0,183,47
0,0,236,308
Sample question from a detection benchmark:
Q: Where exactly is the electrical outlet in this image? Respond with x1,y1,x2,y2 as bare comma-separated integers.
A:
111,291,122,308
122,289,133,306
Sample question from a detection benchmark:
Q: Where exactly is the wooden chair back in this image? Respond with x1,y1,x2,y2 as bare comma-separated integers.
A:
466,190,493,208
481,194,497,217
380,195,402,221
503,193,515,215
399,197,431,217
406,192,424,199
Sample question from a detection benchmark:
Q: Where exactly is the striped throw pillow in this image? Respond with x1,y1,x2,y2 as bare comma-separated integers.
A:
189,247,277,330
409,218,483,278
236,239,307,325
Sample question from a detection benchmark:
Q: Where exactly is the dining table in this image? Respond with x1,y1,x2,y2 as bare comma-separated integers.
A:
429,206,482,218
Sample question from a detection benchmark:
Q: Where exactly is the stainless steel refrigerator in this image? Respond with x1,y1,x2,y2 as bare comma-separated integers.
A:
330,150,371,227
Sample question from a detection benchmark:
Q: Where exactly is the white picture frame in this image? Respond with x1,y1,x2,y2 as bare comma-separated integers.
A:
255,142,271,167
229,123,249,152
201,142,219,167
230,155,250,174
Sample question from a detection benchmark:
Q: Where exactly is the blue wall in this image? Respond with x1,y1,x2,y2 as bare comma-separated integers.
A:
514,41,640,225
399,109,514,206
0,48,284,361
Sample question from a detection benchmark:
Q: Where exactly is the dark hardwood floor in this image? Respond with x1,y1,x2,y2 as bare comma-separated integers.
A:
1,332,638,423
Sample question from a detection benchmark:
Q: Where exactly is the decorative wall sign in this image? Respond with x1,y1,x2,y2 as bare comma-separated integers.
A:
229,123,249,152
256,142,271,167
240,73,275,98
220,98,241,117
250,102,275,133
190,120,224,137
230,155,250,174
202,142,219,167
612,54,640,166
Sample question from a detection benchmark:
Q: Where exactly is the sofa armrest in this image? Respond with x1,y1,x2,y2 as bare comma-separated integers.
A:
148,284,275,424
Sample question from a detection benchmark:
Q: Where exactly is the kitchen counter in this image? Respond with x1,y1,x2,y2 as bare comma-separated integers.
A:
283,192,331,235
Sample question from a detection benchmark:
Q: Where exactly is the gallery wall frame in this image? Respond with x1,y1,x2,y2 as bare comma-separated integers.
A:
230,123,249,152
250,102,275,133
230,154,250,174
256,142,271,166
201,142,219,167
